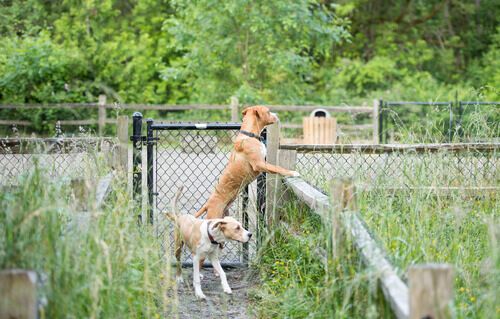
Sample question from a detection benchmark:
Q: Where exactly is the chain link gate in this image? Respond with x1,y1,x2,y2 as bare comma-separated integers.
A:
131,112,266,267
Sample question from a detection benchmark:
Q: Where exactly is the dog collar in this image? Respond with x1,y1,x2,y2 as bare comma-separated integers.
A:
206,221,222,247
239,130,266,145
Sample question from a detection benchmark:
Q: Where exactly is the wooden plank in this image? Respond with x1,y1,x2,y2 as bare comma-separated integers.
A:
59,119,97,125
0,270,37,319
114,104,230,110
266,122,281,226
347,212,410,319
231,97,239,123
283,177,330,216
409,264,454,319
280,143,500,154
283,176,410,319
0,137,115,154
281,123,303,129
0,103,100,109
98,95,107,136
268,105,373,113
302,118,310,144
0,120,32,125
117,116,129,173
273,149,297,220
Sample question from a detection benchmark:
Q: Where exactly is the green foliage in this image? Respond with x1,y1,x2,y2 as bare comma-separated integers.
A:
0,0,499,136
0,31,84,103
161,0,350,105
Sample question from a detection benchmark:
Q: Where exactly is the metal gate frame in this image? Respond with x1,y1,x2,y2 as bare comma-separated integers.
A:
130,112,266,267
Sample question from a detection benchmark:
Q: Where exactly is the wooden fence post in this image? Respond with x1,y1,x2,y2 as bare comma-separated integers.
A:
409,264,454,319
0,270,38,319
330,178,356,248
373,99,379,144
231,96,239,123
273,149,297,221
266,121,281,226
98,95,107,136
117,116,129,177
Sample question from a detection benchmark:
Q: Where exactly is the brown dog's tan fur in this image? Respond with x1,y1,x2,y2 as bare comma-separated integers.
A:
193,105,299,220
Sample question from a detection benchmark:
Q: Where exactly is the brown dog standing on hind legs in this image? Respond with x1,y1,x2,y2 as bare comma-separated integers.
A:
193,105,300,220
165,186,252,300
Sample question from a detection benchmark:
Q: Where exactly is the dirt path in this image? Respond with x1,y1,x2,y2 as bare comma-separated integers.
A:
171,267,260,319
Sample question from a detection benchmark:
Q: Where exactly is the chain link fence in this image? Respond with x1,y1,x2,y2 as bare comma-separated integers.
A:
0,138,116,188
282,144,499,192
151,125,258,265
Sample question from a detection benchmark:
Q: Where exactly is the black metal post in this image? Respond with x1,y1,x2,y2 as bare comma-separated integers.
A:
383,101,389,143
242,184,249,265
449,101,453,142
378,99,384,143
256,128,267,248
132,112,143,223
458,100,464,138
146,118,154,225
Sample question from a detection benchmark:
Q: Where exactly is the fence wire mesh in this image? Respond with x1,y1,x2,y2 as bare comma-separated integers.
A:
0,138,115,188
152,127,256,264
293,147,499,192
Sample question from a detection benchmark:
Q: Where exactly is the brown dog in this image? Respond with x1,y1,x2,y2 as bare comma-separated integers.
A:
193,105,300,220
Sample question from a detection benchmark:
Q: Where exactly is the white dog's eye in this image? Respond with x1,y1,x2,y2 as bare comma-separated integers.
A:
236,226,240,230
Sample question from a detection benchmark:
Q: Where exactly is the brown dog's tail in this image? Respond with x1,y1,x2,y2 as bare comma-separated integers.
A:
165,186,184,221
193,204,208,218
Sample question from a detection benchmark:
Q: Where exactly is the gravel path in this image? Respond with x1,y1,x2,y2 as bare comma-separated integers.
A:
168,267,259,319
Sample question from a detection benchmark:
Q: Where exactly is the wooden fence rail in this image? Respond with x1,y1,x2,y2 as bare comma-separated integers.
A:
1,96,380,142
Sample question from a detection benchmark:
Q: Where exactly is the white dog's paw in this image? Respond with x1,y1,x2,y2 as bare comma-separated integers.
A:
199,273,204,280
224,287,232,295
292,171,301,177
176,276,184,284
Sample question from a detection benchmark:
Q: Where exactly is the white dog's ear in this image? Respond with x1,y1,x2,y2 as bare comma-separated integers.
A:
212,220,227,230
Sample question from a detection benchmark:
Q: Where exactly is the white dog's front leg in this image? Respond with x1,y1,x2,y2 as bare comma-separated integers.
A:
192,255,206,299
210,254,231,294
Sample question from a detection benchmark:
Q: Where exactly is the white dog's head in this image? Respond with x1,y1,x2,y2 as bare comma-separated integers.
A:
212,217,252,243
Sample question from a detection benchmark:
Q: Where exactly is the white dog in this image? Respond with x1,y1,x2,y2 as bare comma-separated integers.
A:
165,187,252,299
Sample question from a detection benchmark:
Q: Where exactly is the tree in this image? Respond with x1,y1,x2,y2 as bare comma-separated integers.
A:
161,0,350,105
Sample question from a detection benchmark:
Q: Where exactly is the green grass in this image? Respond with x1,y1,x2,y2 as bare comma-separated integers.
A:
359,189,499,318
251,200,392,318
253,100,499,318
0,158,174,318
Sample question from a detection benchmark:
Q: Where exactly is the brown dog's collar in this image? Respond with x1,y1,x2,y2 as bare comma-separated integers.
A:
207,221,223,247
239,130,266,145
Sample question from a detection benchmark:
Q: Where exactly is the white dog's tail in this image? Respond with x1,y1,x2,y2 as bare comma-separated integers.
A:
165,186,183,221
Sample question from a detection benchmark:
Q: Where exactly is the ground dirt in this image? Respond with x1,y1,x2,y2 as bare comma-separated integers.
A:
168,267,260,319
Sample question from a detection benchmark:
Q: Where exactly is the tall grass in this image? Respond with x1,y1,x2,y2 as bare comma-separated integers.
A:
253,99,499,318
0,156,175,317
251,199,392,318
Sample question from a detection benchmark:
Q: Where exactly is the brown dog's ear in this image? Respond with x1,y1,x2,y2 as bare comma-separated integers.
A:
242,107,250,116
254,106,264,118
212,220,227,230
